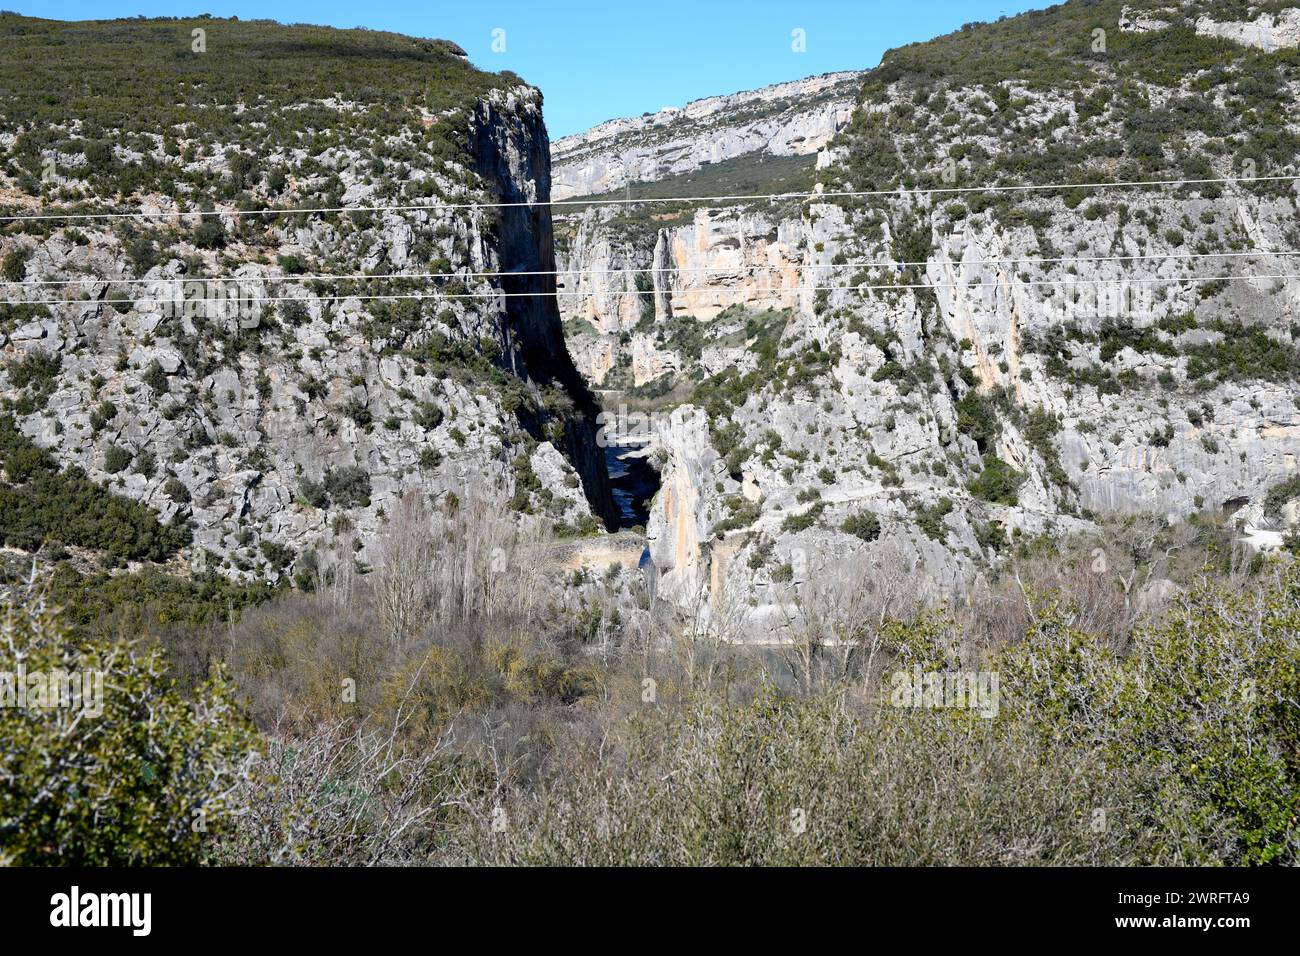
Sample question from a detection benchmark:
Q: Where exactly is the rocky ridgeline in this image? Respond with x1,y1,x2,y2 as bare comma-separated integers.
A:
1121,2,1300,49
558,0,1300,634
550,71,862,200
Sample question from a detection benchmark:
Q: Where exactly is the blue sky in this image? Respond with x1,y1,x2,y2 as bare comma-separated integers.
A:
16,1,1051,137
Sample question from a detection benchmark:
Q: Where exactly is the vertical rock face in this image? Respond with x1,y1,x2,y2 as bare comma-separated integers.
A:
645,406,727,605
471,92,617,526
1193,8,1300,50
663,209,804,320
556,216,656,337
556,205,806,386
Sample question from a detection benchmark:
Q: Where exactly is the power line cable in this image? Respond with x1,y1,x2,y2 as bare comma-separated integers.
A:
6,249,1297,288
1,173,1295,223
4,272,1296,307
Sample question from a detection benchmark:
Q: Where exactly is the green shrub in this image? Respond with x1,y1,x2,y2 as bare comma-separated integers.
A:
999,568,1300,865
955,391,1002,450
103,444,132,474
342,397,372,428
297,478,328,509
5,350,61,392
713,495,760,533
967,454,1025,505
842,511,881,542
323,465,371,508
415,402,444,430
4,350,61,410
0,245,31,282
89,400,117,433
0,416,190,561
142,359,169,392
1264,475,1300,521
164,476,191,503
125,236,158,274
0,585,259,865
259,540,295,570
913,497,954,541
192,218,226,250
46,563,278,640
781,502,826,533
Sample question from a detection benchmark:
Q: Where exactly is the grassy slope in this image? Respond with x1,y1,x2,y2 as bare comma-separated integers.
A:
0,14,502,132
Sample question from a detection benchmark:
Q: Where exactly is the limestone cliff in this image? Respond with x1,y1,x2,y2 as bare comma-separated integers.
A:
557,0,1300,634
0,16,615,583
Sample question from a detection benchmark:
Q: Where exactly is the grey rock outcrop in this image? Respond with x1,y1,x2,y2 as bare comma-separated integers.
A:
551,71,863,199
1119,2,1300,49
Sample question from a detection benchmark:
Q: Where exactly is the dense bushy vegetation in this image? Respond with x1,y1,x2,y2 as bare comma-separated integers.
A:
2,491,1296,866
0,583,257,865
44,563,280,641
0,415,190,562
478,567,1298,866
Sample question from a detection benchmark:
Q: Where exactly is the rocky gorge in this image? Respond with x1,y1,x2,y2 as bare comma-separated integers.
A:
5,4,1300,876
555,0,1300,635
2,3,1300,643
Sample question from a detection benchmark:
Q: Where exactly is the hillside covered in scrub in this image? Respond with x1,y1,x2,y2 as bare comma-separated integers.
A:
0,14,618,601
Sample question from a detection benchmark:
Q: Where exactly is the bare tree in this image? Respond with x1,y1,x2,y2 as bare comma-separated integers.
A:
322,529,357,611
427,483,551,628
374,490,437,647
371,477,555,646
221,713,463,865
782,543,925,695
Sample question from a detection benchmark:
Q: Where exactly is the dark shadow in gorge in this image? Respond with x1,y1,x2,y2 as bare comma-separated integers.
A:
605,444,659,530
